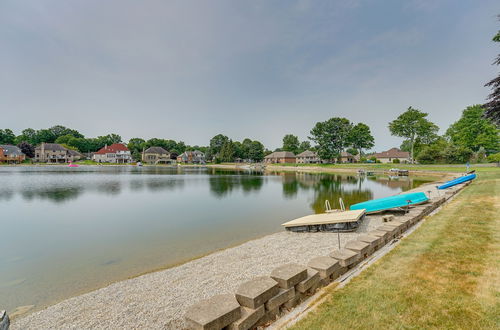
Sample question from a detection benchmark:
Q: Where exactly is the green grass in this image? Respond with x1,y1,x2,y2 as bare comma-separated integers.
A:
291,170,499,329
269,162,499,173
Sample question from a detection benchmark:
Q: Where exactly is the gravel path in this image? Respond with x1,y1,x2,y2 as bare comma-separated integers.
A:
12,216,384,329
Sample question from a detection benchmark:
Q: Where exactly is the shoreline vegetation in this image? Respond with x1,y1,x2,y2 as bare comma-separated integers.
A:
10,165,498,328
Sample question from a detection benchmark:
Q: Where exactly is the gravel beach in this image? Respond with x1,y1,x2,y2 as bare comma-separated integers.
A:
12,216,384,329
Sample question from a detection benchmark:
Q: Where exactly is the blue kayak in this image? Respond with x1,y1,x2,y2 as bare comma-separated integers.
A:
437,173,476,190
350,192,429,214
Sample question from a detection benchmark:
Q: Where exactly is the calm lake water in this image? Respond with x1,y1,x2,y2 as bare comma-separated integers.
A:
0,166,433,313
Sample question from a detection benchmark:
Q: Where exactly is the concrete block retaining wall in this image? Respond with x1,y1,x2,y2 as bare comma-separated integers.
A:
184,184,466,330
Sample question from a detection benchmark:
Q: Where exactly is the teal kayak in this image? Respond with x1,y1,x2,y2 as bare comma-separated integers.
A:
350,192,429,214
437,173,476,189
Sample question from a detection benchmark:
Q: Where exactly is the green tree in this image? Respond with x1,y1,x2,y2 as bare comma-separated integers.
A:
348,123,374,155
298,141,311,153
49,125,83,140
248,141,265,162
209,134,229,159
17,141,35,158
309,117,353,161
484,16,500,125
0,129,16,144
218,140,235,162
389,107,439,163
346,148,359,156
15,128,37,144
128,138,146,159
282,134,300,154
446,105,499,153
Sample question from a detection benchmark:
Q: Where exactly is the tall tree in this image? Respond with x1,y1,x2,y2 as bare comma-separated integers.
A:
282,134,300,154
218,140,235,162
248,141,265,162
309,117,352,161
348,123,374,155
484,16,500,125
446,105,499,153
0,129,16,144
298,141,311,153
17,141,35,158
209,134,229,159
389,107,439,163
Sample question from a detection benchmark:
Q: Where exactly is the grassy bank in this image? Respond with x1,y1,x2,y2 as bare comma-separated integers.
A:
292,169,499,329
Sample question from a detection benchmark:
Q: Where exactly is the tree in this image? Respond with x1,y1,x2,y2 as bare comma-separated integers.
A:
389,107,439,163
446,105,499,154
128,138,146,159
348,123,374,155
17,141,35,158
346,148,359,156
248,141,265,162
218,140,235,162
49,125,84,140
484,16,500,125
209,134,229,159
309,117,352,161
298,141,311,153
0,129,16,144
282,134,300,154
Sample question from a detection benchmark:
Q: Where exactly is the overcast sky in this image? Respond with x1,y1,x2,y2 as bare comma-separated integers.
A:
1,0,498,151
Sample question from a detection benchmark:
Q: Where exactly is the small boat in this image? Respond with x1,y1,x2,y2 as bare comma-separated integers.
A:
137,162,143,167
437,173,476,190
350,192,429,214
68,162,79,168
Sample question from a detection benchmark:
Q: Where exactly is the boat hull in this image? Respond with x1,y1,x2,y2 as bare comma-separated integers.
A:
350,192,429,214
437,174,476,190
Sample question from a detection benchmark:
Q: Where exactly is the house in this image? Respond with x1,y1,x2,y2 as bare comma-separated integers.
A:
93,143,132,163
177,150,205,164
296,150,320,164
67,149,82,162
0,145,25,163
264,151,296,164
373,148,410,163
142,146,174,164
35,143,76,163
338,151,355,163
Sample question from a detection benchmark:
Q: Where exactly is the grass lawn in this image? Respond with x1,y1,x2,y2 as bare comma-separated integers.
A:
291,169,499,329
269,162,498,173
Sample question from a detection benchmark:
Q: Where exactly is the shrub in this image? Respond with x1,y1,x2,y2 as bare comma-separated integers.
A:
487,152,500,163
370,156,377,162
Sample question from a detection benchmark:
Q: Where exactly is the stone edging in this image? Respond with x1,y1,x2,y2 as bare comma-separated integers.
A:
183,183,468,330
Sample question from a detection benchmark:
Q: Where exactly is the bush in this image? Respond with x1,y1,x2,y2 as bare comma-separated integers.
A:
360,157,367,163
443,145,473,164
370,156,377,162
392,159,400,164
417,144,444,164
487,152,500,163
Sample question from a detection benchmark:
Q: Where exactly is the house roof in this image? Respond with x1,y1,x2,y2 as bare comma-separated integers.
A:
0,145,24,156
67,149,81,156
144,146,169,154
373,148,410,159
179,150,205,157
340,151,353,157
296,150,317,157
95,143,129,155
265,151,296,159
35,143,67,151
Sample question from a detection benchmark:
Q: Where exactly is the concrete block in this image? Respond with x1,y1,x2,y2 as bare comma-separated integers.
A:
329,249,359,267
235,276,279,309
296,268,320,293
382,214,395,222
344,239,372,258
368,229,391,244
330,266,346,281
185,294,241,330
357,234,382,250
283,292,305,309
227,305,265,330
307,256,340,279
256,307,279,327
270,263,307,289
384,220,406,232
377,225,398,239
265,287,295,311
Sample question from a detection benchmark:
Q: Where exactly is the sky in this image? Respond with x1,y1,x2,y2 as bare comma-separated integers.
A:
1,0,499,151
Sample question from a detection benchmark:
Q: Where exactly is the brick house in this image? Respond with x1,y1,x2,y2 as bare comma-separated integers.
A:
142,146,174,164
34,143,78,163
0,145,25,163
264,151,296,164
93,143,132,163
373,148,410,163
296,150,320,164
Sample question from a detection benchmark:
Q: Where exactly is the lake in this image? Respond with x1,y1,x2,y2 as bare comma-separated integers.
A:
0,166,433,313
